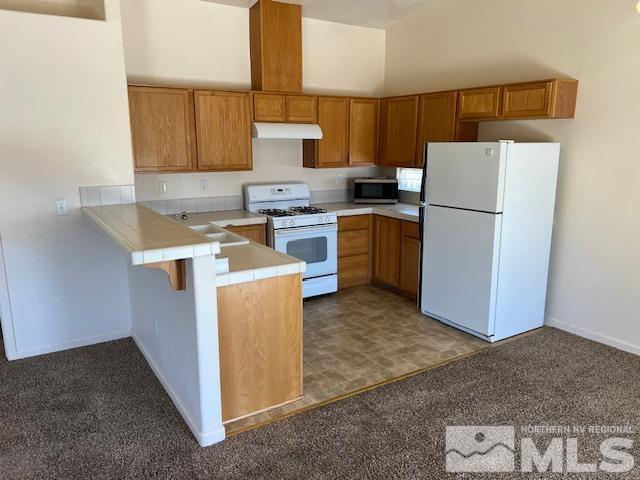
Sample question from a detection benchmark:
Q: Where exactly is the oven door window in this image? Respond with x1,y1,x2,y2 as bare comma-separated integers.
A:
286,237,328,264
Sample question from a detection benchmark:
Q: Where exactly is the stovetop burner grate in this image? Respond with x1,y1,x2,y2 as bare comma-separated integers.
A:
290,207,328,215
258,209,296,217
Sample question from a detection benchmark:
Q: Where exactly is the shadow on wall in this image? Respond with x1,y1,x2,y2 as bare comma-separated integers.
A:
387,56,574,95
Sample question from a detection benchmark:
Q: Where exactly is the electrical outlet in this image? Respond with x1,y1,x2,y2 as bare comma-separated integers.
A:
336,174,344,186
200,179,208,191
55,199,68,216
159,181,168,193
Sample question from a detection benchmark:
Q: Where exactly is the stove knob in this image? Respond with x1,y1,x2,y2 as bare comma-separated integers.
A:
280,220,287,228
318,216,323,223
289,219,295,227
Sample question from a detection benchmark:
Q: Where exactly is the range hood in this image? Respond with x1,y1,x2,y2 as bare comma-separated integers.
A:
252,122,323,140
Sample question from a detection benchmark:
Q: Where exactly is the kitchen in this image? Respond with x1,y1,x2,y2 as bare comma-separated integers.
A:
76,0,577,442
1,0,638,477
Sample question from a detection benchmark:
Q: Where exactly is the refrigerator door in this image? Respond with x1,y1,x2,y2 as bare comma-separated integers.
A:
426,142,507,213
421,205,502,336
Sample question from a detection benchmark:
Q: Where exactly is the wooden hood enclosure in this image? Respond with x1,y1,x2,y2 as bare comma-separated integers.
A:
250,0,303,94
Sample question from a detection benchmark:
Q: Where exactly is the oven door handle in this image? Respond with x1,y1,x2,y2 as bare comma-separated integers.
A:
274,224,338,238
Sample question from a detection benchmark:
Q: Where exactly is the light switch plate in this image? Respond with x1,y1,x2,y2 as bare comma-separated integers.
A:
56,199,68,216
159,181,168,193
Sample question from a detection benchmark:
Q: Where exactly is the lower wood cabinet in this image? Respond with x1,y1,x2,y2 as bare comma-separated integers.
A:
337,215,371,288
337,214,421,300
226,224,266,244
217,274,303,423
399,221,421,298
373,215,402,288
373,215,420,298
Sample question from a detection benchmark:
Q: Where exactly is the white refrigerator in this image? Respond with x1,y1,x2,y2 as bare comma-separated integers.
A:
419,142,560,342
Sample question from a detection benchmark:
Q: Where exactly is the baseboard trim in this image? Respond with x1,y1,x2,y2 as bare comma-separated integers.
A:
545,316,640,356
12,329,131,360
132,331,226,447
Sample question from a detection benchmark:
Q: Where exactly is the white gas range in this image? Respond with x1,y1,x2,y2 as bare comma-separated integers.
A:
244,183,338,299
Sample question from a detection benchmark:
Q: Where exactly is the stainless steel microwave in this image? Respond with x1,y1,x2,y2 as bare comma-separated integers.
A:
353,178,399,204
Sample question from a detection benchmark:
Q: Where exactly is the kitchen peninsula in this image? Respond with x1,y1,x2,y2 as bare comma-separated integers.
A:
83,203,304,446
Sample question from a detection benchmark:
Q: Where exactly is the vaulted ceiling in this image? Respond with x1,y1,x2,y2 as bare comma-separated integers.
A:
200,0,434,29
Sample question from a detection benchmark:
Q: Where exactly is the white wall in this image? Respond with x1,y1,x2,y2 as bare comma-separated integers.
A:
120,0,386,201
129,256,224,446
385,0,640,353
0,1,135,358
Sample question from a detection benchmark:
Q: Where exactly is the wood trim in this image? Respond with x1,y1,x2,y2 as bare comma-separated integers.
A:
143,260,186,291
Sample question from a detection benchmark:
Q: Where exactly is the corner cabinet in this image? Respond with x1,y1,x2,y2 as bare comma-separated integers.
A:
303,96,349,168
349,98,379,166
415,91,458,166
194,91,253,172
378,96,419,167
373,215,402,287
128,86,196,173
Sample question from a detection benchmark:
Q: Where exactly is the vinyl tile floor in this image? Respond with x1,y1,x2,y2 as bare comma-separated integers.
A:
225,285,488,434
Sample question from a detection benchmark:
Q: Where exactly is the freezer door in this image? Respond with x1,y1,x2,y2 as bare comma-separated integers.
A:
421,205,502,336
426,142,507,213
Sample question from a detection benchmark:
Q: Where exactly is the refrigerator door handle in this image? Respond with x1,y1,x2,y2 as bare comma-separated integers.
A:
419,142,429,204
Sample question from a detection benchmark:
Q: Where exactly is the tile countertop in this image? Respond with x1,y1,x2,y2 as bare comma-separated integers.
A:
312,202,420,223
215,242,305,288
83,204,221,266
172,210,267,228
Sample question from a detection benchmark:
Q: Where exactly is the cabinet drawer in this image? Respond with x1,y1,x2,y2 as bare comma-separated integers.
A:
253,93,286,122
338,229,370,257
338,215,371,232
287,95,316,123
339,254,370,288
501,81,553,118
402,220,420,240
458,87,501,119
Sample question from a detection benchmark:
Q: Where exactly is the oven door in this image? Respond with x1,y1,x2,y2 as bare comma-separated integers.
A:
274,224,337,279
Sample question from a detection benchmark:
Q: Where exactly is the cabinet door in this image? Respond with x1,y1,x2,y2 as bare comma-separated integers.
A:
315,97,349,168
457,87,501,120
400,222,421,297
373,215,401,287
227,224,266,245
415,91,457,166
128,86,195,172
194,91,252,171
379,96,419,167
501,81,553,118
349,98,378,166
254,93,286,122
286,95,316,123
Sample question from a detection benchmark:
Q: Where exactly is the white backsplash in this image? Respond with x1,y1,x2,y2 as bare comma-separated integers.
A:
79,185,136,207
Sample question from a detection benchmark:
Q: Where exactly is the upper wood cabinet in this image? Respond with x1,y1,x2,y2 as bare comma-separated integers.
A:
286,95,316,123
303,96,349,168
128,86,196,173
253,93,317,123
250,0,302,93
415,91,458,166
458,87,501,120
194,91,253,171
378,95,419,167
501,79,578,119
349,98,379,166
373,215,402,288
253,93,286,122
